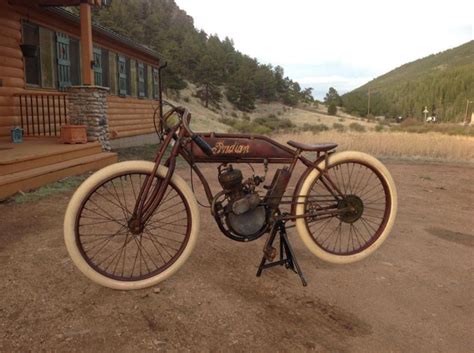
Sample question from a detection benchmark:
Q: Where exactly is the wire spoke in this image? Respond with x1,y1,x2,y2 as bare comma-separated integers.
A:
75,171,191,281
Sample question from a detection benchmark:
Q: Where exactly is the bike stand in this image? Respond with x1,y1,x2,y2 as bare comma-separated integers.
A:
256,220,308,287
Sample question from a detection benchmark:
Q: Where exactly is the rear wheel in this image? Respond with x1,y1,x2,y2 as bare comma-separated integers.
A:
295,151,397,264
64,161,199,290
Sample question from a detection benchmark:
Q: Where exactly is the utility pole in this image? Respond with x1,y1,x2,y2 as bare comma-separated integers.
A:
464,99,473,125
367,87,371,117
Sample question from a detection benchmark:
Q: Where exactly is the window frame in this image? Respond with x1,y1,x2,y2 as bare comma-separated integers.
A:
22,21,42,87
137,62,146,98
152,67,159,99
93,46,103,87
117,55,128,97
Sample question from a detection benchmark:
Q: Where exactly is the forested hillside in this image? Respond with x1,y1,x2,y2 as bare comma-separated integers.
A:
342,41,474,121
91,0,313,111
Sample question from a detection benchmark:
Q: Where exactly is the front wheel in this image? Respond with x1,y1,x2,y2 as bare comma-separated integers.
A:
295,151,397,264
64,161,200,290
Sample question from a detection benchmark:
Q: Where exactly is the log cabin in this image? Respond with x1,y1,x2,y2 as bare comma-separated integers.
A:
0,0,163,199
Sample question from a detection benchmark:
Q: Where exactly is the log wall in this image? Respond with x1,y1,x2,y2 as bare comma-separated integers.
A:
107,96,159,139
0,0,160,139
0,0,23,137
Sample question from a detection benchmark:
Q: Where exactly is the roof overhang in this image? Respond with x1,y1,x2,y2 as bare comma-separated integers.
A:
9,0,111,7
47,7,162,62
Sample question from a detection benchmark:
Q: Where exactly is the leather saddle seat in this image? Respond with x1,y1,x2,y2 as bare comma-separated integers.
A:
287,140,337,152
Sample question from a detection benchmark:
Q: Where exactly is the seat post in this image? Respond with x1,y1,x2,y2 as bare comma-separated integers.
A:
288,148,302,174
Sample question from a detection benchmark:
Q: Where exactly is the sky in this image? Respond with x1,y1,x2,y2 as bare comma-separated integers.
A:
174,0,473,100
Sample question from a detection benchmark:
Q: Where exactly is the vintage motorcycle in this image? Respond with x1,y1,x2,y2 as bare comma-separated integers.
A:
64,84,397,290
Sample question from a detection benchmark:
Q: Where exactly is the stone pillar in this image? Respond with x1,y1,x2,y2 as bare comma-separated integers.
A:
67,86,111,151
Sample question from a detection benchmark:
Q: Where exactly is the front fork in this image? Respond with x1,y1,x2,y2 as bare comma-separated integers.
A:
128,124,185,233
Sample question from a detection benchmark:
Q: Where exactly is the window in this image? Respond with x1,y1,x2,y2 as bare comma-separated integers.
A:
147,66,153,99
130,59,137,97
102,49,109,88
93,47,103,86
126,58,131,95
56,32,71,89
118,55,127,96
109,51,117,94
22,22,41,86
137,62,146,98
69,37,81,86
152,67,160,99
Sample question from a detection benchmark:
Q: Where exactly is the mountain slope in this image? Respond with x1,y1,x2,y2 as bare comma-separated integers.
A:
342,41,474,121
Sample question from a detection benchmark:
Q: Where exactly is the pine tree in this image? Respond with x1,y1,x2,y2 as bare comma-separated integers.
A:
195,55,222,108
225,65,257,112
328,102,337,115
324,87,342,106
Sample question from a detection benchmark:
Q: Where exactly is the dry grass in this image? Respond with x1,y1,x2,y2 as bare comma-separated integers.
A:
276,131,474,162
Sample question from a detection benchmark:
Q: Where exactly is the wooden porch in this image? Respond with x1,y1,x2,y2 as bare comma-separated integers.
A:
0,137,117,200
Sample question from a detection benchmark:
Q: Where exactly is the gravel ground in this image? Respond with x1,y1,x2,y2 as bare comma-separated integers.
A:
1,162,473,352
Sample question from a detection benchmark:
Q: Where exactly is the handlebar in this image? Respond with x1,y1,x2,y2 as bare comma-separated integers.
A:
192,135,214,156
164,105,214,156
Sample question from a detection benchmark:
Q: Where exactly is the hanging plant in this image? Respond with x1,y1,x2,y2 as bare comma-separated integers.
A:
20,44,39,58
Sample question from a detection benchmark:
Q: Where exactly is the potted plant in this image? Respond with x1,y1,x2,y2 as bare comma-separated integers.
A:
60,118,88,144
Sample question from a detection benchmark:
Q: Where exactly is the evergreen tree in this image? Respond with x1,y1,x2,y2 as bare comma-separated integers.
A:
92,0,310,110
195,55,222,108
324,87,342,106
328,102,337,115
226,65,257,112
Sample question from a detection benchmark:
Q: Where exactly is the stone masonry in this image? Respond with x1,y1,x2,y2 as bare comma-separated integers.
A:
67,86,111,151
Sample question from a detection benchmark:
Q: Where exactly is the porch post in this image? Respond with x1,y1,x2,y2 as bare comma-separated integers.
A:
80,1,94,85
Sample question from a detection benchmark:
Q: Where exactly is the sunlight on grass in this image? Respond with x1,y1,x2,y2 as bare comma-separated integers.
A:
276,131,474,162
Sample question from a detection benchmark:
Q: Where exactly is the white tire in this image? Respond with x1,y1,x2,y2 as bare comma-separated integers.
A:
295,151,397,264
64,161,200,290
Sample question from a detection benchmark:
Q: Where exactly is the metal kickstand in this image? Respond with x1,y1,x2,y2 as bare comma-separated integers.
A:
256,219,308,286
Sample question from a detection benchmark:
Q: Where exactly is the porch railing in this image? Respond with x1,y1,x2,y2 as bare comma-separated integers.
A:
14,92,68,137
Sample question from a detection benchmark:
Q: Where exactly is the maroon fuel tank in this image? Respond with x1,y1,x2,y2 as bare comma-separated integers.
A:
186,133,296,163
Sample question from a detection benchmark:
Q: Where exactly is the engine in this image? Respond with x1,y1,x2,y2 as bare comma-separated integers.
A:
213,164,267,241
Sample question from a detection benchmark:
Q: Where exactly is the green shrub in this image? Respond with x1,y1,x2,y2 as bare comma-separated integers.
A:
333,122,345,132
375,124,385,132
302,123,329,133
254,115,295,131
328,102,337,115
218,117,236,126
183,96,190,103
351,111,360,117
400,118,422,127
392,122,474,136
349,122,366,132
231,111,238,118
220,114,299,134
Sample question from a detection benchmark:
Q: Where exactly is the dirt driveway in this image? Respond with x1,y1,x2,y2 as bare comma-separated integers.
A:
1,162,473,352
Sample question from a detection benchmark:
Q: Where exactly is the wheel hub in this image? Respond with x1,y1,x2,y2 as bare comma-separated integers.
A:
128,216,144,235
338,195,364,223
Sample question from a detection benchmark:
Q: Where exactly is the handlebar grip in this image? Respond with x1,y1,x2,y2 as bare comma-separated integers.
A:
192,135,214,156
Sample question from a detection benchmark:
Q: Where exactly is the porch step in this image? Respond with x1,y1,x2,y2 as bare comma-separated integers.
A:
0,152,118,201
0,142,103,176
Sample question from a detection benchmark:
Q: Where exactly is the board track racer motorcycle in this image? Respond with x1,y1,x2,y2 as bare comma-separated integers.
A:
64,74,397,290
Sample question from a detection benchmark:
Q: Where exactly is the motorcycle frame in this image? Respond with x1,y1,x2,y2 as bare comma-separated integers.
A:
132,109,345,228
